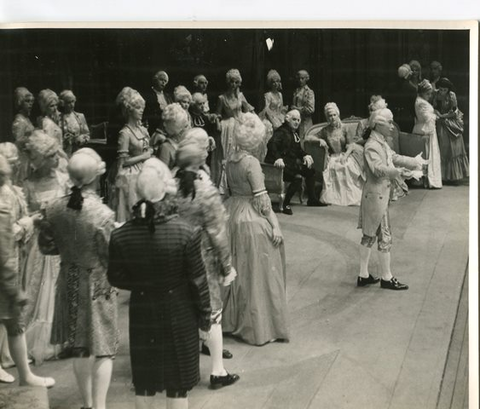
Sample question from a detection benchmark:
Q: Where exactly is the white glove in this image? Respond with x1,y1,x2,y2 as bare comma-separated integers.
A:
208,136,216,152
319,139,328,148
414,152,429,169
303,155,314,168
222,266,237,287
199,329,210,342
274,158,285,168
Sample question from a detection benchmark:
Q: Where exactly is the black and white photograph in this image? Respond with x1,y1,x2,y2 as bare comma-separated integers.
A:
0,17,477,409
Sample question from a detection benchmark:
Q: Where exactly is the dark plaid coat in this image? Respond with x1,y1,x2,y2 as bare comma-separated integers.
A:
107,214,211,393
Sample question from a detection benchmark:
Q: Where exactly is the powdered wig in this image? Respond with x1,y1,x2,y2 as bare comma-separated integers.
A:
368,107,394,129
0,142,19,164
14,87,34,109
234,113,266,153
58,90,76,107
324,102,340,117
153,70,169,83
266,69,282,87
173,86,192,103
25,130,59,159
296,70,310,81
285,109,301,122
430,61,442,70
116,87,146,120
409,60,422,79
418,79,433,95
193,74,208,87
176,128,210,169
37,89,59,115
67,148,106,188
368,96,388,113
191,92,207,105
162,103,190,138
226,69,242,84
136,158,177,203
397,64,412,79
0,154,12,178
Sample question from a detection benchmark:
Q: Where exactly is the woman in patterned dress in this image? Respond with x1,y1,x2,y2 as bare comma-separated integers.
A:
214,69,255,192
39,148,118,409
113,87,153,222
432,77,469,183
222,113,289,346
11,87,35,186
22,130,70,364
173,128,239,390
58,90,91,156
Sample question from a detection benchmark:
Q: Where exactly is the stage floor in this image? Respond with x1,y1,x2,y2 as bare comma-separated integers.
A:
1,184,470,409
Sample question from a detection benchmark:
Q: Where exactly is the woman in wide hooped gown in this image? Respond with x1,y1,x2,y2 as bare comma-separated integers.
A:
214,68,255,192
432,77,469,183
306,102,365,206
39,148,118,409
222,113,289,346
11,87,35,186
113,87,153,222
22,130,70,364
412,79,442,189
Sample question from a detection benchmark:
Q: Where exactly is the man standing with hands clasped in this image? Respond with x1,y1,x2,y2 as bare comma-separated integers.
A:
265,109,326,215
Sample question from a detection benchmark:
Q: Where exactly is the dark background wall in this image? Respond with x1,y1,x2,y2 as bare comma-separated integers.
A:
0,28,470,143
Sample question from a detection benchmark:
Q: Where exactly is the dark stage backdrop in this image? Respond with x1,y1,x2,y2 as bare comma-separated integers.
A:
0,28,470,144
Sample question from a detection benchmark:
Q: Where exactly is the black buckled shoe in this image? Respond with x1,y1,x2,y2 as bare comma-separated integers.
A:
357,274,380,287
201,343,233,359
282,205,293,215
209,372,240,390
380,277,409,290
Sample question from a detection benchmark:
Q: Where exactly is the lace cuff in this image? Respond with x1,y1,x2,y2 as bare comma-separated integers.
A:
251,191,272,216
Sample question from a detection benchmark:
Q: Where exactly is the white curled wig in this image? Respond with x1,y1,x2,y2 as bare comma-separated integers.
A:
173,86,192,103
68,148,106,188
368,107,394,129
136,158,177,203
115,87,146,120
176,129,210,169
0,142,19,164
266,69,282,87
153,70,169,83
296,70,310,81
368,96,388,113
226,69,242,83
37,89,59,115
25,129,59,159
193,74,208,87
324,102,340,117
58,90,76,108
234,113,266,154
162,103,190,137
14,87,34,109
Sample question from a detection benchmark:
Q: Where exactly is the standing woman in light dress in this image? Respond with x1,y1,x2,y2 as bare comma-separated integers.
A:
214,68,255,192
22,130,70,364
58,90,91,156
113,87,153,222
291,69,315,145
173,129,240,390
39,148,118,409
222,113,289,346
259,69,287,131
11,87,35,186
412,79,442,189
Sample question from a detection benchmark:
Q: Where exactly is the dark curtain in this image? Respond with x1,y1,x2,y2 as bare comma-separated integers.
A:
0,28,470,144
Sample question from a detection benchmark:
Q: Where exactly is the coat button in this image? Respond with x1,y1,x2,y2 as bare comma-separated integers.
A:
379,196,383,199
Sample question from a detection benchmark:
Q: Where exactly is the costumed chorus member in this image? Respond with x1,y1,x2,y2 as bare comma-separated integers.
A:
39,148,118,409
108,158,212,409
223,113,289,346
58,90,90,156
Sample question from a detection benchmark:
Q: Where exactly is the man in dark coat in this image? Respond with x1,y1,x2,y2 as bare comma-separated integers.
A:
143,70,174,138
265,109,326,215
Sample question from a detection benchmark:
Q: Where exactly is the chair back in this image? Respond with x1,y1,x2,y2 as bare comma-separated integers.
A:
261,162,284,205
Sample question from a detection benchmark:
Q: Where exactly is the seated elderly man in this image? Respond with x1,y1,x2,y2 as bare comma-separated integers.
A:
265,109,326,215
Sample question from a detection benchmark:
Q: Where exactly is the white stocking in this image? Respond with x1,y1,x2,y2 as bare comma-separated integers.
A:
135,395,156,409
359,245,372,278
73,357,94,408
92,357,113,409
167,397,188,409
205,321,227,376
378,251,393,281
